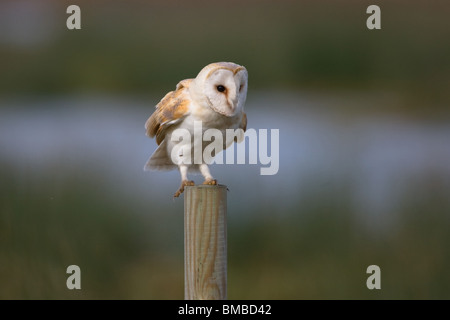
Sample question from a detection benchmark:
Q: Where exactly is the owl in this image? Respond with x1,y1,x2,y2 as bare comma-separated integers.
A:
144,62,248,197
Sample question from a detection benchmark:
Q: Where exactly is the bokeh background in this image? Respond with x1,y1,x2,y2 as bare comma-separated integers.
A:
1,0,450,299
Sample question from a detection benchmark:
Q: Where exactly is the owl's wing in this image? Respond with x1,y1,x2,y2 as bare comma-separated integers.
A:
145,79,193,145
225,112,248,149
240,112,247,132
234,112,247,143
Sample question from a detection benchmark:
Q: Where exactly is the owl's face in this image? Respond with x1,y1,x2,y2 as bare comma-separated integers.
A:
190,62,248,117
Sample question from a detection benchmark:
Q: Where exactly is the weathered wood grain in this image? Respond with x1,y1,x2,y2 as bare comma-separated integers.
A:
184,185,227,300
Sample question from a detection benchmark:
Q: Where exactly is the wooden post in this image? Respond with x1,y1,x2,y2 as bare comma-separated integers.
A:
184,185,227,300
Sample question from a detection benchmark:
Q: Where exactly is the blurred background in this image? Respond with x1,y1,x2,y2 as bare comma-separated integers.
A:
1,0,450,299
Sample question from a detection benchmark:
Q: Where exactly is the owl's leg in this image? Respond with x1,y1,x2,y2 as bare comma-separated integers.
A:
174,164,194,198
200,164,217,185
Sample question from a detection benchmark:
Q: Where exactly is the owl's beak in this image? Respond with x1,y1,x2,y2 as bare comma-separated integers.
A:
226,86,239,113
227,99,237,112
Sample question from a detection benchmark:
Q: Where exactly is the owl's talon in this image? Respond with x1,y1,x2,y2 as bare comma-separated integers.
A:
174,180,195,198
203,179,217,185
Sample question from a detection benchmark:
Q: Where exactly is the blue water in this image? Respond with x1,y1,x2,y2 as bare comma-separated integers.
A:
1,92,449,227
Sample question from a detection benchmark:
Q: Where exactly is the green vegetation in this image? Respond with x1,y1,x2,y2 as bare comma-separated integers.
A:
1,166,449,299
1,1,449,113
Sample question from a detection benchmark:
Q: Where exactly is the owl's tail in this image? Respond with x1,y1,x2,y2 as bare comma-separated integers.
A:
144,140,177,171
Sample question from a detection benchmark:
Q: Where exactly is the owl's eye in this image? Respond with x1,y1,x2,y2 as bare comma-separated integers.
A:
216,85,226,93
239,84,244,92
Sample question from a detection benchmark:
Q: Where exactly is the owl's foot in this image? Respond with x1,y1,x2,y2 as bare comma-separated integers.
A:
203,178,217,185
174,180,195,198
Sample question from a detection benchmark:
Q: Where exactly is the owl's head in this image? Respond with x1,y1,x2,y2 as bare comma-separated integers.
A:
190,62,248,117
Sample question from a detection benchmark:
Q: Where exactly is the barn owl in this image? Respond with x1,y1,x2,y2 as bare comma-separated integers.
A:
144,62,248,197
